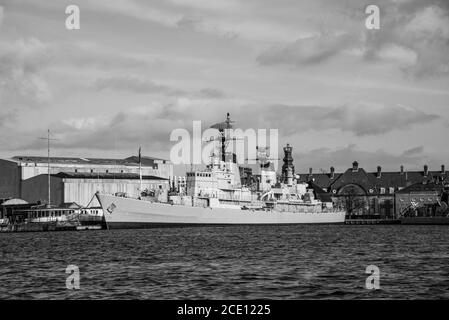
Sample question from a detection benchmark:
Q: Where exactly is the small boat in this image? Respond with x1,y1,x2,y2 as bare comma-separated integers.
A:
3,204,105,232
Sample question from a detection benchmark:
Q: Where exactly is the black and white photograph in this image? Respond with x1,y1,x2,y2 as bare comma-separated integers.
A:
0,0,449,311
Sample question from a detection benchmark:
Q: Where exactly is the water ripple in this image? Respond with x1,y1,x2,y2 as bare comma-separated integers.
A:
1,225,449,299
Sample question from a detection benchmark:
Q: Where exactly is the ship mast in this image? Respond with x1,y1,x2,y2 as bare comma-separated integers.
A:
38,129,57,206
210,113,234,162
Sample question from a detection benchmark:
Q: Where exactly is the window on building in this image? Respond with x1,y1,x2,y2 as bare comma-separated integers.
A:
389,187,394,194
380,188,385,194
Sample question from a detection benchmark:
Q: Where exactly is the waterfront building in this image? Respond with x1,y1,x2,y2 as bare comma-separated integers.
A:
0,198,32,221
298,162,448,219
395,182,445,218
0,155,172,207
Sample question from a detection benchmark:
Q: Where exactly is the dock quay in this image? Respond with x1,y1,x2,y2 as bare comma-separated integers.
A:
345,219,401,225
0,220,106,233
1,223,105,233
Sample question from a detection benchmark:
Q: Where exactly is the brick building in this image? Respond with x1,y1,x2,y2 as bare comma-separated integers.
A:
395,182,445,218
297,161,448,219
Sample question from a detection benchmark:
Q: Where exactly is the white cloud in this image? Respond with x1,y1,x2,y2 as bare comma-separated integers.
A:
376,44,417,66
0,38,52,109
167,0,241,12
405,6,449,38
91,0,180,28
255,2,449,78
94,74,185,95
62,117,104,131
20,99,437,154
257,32,358,66
246,102,438,137
0,6,4,28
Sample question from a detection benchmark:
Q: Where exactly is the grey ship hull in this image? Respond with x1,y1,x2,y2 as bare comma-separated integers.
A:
96,194,346,229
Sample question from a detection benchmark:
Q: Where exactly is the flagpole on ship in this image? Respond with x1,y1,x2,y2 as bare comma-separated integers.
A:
139,147,142,198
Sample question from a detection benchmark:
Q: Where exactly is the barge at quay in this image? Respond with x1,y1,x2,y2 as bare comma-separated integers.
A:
0,204,105,232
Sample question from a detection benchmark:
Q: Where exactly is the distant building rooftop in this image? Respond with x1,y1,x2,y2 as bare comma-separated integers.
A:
0,198,29,206
59,202,82,209
298,163,448,195
52,172,169,180
395,182,443,194
10,155,169,166
307,181,332,203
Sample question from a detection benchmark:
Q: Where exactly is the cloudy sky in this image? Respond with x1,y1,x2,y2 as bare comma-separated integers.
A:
0,0,448,174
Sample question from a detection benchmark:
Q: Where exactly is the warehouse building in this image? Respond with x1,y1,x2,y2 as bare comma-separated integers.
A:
0,155,172,207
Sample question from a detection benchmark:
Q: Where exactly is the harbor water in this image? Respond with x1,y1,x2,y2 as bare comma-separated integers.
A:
1,225,449,299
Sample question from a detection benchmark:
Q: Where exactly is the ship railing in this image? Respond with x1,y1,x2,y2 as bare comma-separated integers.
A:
249,207,344,214
29,216,69,223
278,207,344,214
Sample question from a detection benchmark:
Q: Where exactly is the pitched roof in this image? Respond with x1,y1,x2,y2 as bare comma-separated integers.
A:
297,173,342,189
11,155,169,166
298,167,448,195
328,168,377,193
124,156,168,165
395,182,444,194
307,181,332,202
59,202,82,209
1,198,29,206
52,172,168,180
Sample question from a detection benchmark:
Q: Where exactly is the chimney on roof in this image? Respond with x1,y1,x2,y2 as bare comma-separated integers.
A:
352,161,359,172
400,165,404,174
309,167,313,176
441,165,445,175
330,167,335,179
377,166,382,178
424,165,429,177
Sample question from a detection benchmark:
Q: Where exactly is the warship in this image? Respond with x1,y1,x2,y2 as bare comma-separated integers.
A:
96,114,346,229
